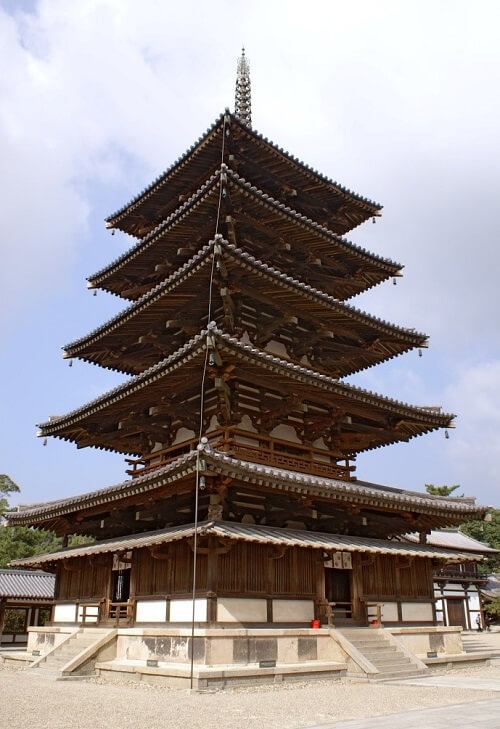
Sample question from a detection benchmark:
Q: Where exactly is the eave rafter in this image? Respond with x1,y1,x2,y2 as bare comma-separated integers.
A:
91,168,396,301
105,111,381,239
69,238,425,378
40,327,453,456
7,447,485,536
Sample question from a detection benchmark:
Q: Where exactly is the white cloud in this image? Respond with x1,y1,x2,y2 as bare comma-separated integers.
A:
0,0,499,506
442,360,500,505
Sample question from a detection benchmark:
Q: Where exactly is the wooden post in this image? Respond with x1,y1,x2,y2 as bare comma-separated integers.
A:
206,537,218,625
315,554,328,624
0,598,5,646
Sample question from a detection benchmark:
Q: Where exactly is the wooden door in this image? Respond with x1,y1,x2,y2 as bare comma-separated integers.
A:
325,568,352,620
446,599,466,629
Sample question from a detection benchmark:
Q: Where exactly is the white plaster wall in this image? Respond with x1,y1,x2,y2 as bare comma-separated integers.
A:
237,414,258,433
206,415,220,432
468,594,481,610
380,602,398,622
216,598,267,623
442,587,467,596
53,604,77,623
312,437,328,450
172,427,196,445
265,340,289,358
135,600,167,623
77,605,98,623
169,598,207,622
269,424,302,443
273,599,314,622
401,602,433,622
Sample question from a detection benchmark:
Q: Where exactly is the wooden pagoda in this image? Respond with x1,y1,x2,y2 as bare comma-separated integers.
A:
8,54,487,678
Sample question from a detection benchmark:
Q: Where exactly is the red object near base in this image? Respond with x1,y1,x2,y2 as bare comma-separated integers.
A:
311,619,321,629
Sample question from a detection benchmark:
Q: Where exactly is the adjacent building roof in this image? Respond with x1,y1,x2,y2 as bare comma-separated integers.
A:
6,445,485,531
482,573,500,600
404,529,498,553
9,520,482,569
0,568,55,600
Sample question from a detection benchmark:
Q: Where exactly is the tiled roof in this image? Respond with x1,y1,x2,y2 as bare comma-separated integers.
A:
39,325,452,437
404,530,498,553
0,568,55,599
6,446,485,527
90,167,397,292
9,520,481,569
67,237,425,365
106,111,381,227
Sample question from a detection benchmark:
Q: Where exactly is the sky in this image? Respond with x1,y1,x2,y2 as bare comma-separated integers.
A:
0,0,499,510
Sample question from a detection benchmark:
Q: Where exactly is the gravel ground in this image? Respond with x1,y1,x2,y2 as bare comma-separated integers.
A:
1,663,500,729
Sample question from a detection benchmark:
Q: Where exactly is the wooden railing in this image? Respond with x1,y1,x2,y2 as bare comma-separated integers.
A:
126,427,355,481
78,599,135,625
435,567,486,582
102,599,134,625
324,601,353,625
365,601,383,627
79,601,102,624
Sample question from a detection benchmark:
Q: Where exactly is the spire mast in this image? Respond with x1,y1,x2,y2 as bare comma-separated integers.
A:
234,48,252,128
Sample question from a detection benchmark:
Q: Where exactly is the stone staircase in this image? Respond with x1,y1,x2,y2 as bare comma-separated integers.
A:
339,628,430,681
28,628,115,679
462,630,500,662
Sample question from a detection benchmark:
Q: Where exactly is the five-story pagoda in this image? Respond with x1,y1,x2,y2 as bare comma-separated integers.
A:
8,53,487,682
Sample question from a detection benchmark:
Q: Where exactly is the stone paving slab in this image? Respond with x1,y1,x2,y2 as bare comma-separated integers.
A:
385,675,500,692
307,697,500,729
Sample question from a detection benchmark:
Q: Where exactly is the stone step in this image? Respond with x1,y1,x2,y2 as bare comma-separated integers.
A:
371,661,415,673
347,637,391,643
370,657,412,668
351,645,395,654
370,669,428,682
359,648,399,660
350,642,395,650
56,649,86,657
69,639,97,647
41,658,71,667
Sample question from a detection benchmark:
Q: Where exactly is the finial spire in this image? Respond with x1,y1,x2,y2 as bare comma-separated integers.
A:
235,48,252,128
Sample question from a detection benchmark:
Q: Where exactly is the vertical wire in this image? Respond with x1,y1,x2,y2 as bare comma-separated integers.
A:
189,114,228,690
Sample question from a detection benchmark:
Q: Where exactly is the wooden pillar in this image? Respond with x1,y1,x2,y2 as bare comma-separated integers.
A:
350,552,364,621
314,553,327,622
0,598,5,645
206,536,218,625
267,550,275,625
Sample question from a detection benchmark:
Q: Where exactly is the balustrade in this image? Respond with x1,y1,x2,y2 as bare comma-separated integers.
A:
125,427,355,481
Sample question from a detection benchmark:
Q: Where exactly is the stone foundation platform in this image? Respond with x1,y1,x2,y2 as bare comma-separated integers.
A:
1,624,490,687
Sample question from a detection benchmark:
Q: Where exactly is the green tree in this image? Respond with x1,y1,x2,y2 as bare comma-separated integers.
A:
425,483,461,497
0,473,20,513
484,597,500,619
0,473,92,568
0,525,62,567
460,508,500,573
